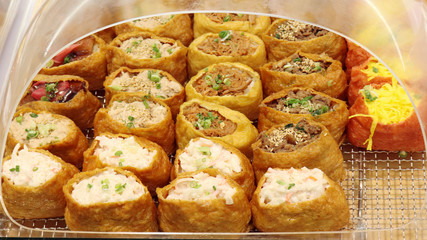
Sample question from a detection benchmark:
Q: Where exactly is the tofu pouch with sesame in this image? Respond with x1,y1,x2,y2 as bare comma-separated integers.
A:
107,32,187,84
251,167,349,232
262,19,347,63
172,137,255,199
6,108,88,168
258,87,349,143
18,74,102,129
193,13,271,38
63,167,158,232
2,144,79,219
260,52,347,99
104,67,184,118
187,30,267,77
175,99,258,157
186,62,262,120
114,14,193,46
156,169,251,232
83,133,171,194
93,92,175,155
39,35,107,90
251,118,345,182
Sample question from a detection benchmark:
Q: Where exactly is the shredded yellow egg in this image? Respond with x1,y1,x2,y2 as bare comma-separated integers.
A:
360,59,393,81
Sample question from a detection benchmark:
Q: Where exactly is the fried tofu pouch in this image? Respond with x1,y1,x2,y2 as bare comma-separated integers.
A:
185,62,263,120
251,169,349,232
106,32,187,84
258,87,349,143
39,35,107,90
6,108,88,168
193,13,271,38
156,169,251,232
262,19,347,62
171,137,255,199
83,133,171,194
345,39,371,79
176,99,258,157
104,67,185,118
93,93,175,155
2,149,79,219
63,167,158,232
252,120,345,182
260,52,347,98
18,74,101,129
114,14,193,46
187,31,267,77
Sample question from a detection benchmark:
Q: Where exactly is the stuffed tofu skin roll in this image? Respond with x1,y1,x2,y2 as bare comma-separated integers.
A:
83,133,171,193
63,167,158,232
2,144,79,219
251,167,350,232
172,137,255,198
157,169,251,232
186,62,263,120
187,30,267,76
6,108,88,168
93,93,175,155
40,35,107,90
252,119,345,182
176,99,258,157
19,74,101,129
107,32,187,84
104,67,184,118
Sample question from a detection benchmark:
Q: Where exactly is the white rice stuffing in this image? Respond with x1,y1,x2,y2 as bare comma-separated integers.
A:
108,100,167,128
132,15,174,29
120,37,178,59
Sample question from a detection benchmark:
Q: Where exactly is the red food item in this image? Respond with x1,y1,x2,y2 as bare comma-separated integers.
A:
30,88,46,100
52,43,81,66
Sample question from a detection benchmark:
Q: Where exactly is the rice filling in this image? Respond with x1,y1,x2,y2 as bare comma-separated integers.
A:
120,37,178,59
132,15,174,29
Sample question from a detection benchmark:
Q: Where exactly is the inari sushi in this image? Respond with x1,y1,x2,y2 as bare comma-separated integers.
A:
93,92,175,155
104,67,184,118
172,137,255,198
19,74,101,129
251,167,350,232
39,35,107,90
63,167,158,232
185,62,263,120
252,118,345,182
2,144,79,219
157,169,251,232
6,108,88,168
83,133,171,194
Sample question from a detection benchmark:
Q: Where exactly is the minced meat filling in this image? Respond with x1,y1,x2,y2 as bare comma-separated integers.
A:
260,119,321,153
132,15,174,28
184,103,237,137
192,65,253,96
197,30,258,57
273,20,329,41
271,54,331,74
205,13,257,24
267,90,333,117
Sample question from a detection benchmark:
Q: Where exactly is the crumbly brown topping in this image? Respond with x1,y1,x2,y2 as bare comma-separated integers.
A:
272,54,331,74
273,20,329,41
205,13,257,24
197,30,258,57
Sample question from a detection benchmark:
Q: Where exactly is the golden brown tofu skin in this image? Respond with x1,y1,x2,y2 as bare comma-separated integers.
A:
2,148,79,219
176,99,258,157
104,67,185,118
171,137,255,199
260,52,347,99
193,13,271,38
262,19,347,63
156,169,251,232
6,108,88,168
63,167,158,232
187,31,267,77
107,32,187,84
186,62,263,120
39,35,107,90
258,87,349,143
93,92,175,155
114,14,193,46
251,168,350,232
18,74,101,130
83,132,171,194
252,119,345,182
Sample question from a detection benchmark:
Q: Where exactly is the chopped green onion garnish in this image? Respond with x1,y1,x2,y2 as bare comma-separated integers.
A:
213,185,217,190
293,57,302,62
16,116,23,124
115,183,126,194
152,44,160,53
156,83,161,89
190,181,202,189
214,38,219,43
41,96,50,101
143,99,150,109
223,78,231,86
399,151,408,158
148,71,161,82
201,158,206,162
237,13,244,17
198,146,211,156
63,56,71,64
275,33,281,39
277,180,285,185
128,116,134,121
115,150,123,157
25,129,39,140
10,165,20,172
156,95,165,99
126,47,132,53
30,113,38,118
327,80,333,87
87,183,93,189
288,183,295,190
285,123,294,129
212,83,221,90
45,59,54,68
167,48,173,54
372,66,379,73
126,122,134,128
33,167,38,172
223,14,231,22
109,85,123,91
